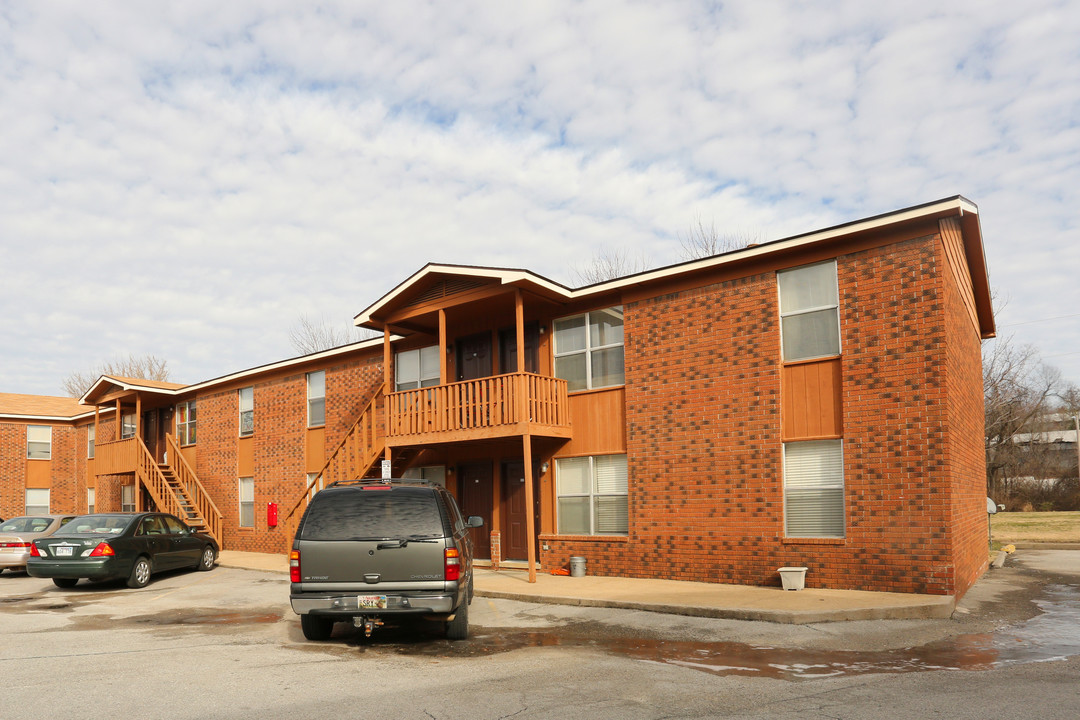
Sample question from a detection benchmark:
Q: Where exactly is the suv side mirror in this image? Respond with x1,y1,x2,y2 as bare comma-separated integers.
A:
467,516,484,528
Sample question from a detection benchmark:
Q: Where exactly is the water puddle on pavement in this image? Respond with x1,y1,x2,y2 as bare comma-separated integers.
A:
356,585,1080,680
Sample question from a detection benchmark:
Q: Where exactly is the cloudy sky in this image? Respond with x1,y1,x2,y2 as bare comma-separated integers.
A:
2,1,1078,398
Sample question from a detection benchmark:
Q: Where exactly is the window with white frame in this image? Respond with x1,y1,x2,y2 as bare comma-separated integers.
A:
121,485,136,512
307,371,325,427
402,465,447,487
239,477,255,528
87,487,96,513
239,387,254,436
783,440,845,538
778,261,840,362
25,488,50,514
307,472,323,501
555,454,628,535
554,307,625,392
87,425,95,459
121,412,137,440
176,401,196,445
27,425,52,460
395,346,440,391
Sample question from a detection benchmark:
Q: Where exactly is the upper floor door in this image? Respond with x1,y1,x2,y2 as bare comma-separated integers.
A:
499,323,539,375
456,332,493,381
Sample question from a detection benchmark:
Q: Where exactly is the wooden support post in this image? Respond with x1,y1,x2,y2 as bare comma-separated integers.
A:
135,394,142,439
439,308,448,384
383,328,392,468
523,434,537,583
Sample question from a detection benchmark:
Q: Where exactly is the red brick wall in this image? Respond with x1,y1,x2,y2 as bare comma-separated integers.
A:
544,233,983,595
194,351,385,554
0,423,26,518
941,239,990,598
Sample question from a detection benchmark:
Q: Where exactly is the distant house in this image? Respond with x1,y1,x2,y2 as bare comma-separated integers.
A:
0,196,995,598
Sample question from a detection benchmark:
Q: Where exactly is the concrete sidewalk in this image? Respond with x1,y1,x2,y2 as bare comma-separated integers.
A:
218,550,954,624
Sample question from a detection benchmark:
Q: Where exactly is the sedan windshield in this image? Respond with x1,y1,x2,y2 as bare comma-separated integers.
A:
63,515,133,535
0,517,52,533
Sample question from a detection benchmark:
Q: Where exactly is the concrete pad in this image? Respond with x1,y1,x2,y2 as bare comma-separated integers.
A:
217,550,955,624
1014,549,1080,576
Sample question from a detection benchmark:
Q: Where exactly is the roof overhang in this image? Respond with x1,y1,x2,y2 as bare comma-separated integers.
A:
355,196,995,337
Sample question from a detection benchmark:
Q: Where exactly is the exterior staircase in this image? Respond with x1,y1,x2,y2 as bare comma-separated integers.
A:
135,434,223,548
282,382,400,539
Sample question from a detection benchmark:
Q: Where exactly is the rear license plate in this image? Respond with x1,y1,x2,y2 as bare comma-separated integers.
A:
55,546,74,557
357,595,387,609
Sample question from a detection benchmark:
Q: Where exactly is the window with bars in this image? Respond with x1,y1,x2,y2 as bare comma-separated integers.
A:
783,440,845,538
555,454,628,535
553,307,625,392
27,425,51,460
239,387,254,436
778,261,840,362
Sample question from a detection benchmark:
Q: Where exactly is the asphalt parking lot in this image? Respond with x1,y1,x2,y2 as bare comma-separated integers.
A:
2,553,1079,719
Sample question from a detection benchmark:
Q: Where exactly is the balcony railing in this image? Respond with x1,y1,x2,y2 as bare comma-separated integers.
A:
386,372,570,443
94,437,139,475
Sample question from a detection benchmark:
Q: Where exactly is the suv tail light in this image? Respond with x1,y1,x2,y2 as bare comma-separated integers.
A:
88,542,115,557
444,548,461,581
290,550,301,583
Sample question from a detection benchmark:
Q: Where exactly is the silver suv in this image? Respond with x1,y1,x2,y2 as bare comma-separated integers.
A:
289,479,482,641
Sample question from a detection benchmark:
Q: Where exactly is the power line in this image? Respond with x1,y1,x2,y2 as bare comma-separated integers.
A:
1001,312,1080,327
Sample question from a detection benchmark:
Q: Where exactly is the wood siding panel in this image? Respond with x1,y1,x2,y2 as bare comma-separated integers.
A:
305,427,325,474
560,387,626,456
237,436,254,477
25,460,51,488
939,217,979,332
781,358,842,440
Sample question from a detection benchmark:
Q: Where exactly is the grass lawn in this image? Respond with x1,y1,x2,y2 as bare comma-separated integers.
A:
991,511,1080,543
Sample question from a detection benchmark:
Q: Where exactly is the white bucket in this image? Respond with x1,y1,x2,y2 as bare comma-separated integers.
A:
777,566,807,591
569,556,586,577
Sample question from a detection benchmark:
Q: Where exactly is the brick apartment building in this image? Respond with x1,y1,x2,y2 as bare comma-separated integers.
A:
0,196,994,597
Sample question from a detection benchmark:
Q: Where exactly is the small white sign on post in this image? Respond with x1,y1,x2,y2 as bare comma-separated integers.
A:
381,459,392,480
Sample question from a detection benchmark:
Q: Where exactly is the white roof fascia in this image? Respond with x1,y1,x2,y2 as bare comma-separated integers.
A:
353,265,572,326
571,197,978,299
0,411,97,422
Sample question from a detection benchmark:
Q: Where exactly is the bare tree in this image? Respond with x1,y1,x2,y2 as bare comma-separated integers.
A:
62,354,170,398
983,335,1067,500
289,314,379,355
679,217,764,260
569,246,653,286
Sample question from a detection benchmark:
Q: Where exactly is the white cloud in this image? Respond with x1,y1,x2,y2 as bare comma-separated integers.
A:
1,0,1078,395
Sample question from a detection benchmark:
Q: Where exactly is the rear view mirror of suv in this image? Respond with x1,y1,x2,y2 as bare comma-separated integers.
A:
467,516,484,528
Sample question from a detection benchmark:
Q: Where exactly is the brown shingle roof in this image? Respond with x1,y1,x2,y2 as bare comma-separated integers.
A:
0,393,86,419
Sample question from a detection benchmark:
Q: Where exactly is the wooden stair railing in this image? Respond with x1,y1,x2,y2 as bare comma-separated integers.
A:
281,382,386,537
165,433,223,547
134,436,222,548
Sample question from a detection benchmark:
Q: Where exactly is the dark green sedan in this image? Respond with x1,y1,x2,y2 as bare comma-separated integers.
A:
27,512,218,589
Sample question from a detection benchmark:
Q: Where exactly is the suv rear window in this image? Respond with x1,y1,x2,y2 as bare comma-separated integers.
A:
300,487,448,541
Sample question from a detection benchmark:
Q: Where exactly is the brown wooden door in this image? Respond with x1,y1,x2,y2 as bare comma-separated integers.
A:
501,460,541,561
457,332,493,381
142,409,168,462
458,462,493,559
498,324,539,374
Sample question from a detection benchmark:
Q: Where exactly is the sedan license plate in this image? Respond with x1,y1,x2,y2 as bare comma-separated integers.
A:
55,546,74,557
357,595,387,610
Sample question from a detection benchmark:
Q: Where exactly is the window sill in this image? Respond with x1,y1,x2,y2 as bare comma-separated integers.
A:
782,537,845,545
307,424,326,430
237,527,255,532
565,385,625,397
539,533,629,543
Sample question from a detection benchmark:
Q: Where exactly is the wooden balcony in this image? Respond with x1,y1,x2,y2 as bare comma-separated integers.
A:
386,372,571,446
94,437,139,475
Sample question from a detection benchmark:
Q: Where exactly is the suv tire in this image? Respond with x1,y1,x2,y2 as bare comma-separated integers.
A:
301,614,335,641
445,599,469,640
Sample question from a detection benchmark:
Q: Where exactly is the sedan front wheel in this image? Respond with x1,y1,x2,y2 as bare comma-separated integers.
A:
197,546,216,571
128,556,152,588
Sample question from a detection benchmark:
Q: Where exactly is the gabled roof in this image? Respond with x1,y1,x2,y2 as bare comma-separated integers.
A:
0,393,93,421
355,196,994,337
80,376,190,406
